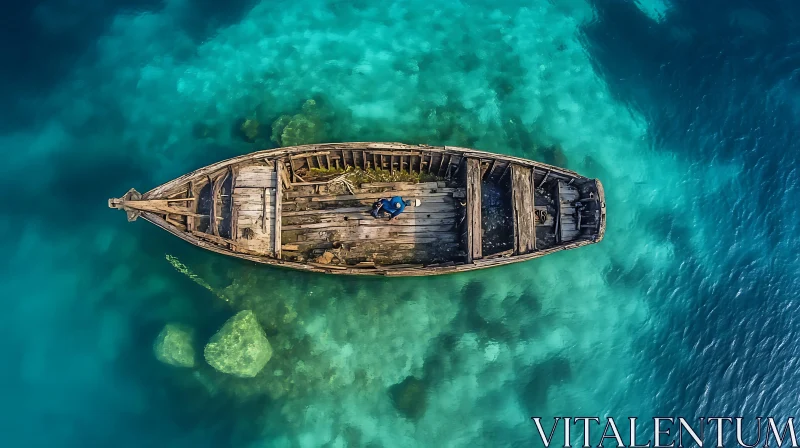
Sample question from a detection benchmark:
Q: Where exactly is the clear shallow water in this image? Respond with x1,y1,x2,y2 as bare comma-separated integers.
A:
1,0,798,446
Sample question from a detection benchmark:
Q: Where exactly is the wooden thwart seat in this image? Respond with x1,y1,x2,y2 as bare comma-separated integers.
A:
466,158,482,263
511,165,536,254
556,180,581,242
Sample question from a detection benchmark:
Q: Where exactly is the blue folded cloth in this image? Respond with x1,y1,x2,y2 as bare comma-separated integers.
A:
380,196,407,218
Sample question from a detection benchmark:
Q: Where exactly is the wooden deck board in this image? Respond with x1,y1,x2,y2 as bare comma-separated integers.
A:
232,168,276,254
235,166,276,188
466,158,482,262
275,162,285,258
280,179,463,265
557,180,581,242
511,165,536,254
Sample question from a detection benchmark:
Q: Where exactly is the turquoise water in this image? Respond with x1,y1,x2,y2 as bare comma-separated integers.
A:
2,0,798,446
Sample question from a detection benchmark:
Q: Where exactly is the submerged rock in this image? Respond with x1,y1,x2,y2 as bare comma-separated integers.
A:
204,310,273,378
388,376,427,419
280,113,322,147
239,118,261,142
192,122,218,140
153,323,196,368
270,99,326,147
270,114,293,145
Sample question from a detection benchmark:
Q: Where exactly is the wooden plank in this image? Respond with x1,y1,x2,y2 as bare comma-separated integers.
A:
238,216,272,227
438,154,450,177
283,212,455,226
236,173,276,188
557,180,581,242
309,191,456,202
235,189,273,199
367,150,423,156
360,181,440,189
236,172,275,181
485,159,497,180
500,162,512,181
278,161,292,190
234,186,270,194
231,204,240,240
262,187,268,233
530,167,537,251
282,205,454,217
466,158,482,262
186,181,196,231
190,230,236,249
538,170,551,188
331,233,459,244
283,218,456,231
239,209,274,217
239,165,274,172
289,157,298,182
511,165,536,254
449,155,464,178
237,198,273,211
357,217,455,227
210,169,228,237
123,199,202,217
166,215,186,230
275,162,284,258
308,262,348,270
285,196,452,207
290,151,331,159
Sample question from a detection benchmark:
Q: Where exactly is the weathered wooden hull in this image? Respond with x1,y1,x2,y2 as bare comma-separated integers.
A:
109,143,606,276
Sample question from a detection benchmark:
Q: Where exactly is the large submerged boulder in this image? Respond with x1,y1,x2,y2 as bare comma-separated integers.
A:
204,310,273,378
388,376,428,420
153,323,196,368
270,99,327,147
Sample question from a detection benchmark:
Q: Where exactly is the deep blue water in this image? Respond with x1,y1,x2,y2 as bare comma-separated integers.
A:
586,0,800,420
1,0,799,446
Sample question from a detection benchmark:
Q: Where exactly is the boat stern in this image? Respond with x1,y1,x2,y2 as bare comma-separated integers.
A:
593,179,607,243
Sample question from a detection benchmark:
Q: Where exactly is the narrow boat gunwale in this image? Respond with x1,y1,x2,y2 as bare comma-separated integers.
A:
110,142,606,276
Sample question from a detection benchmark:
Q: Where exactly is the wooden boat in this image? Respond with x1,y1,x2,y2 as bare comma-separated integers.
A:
109,143,605,276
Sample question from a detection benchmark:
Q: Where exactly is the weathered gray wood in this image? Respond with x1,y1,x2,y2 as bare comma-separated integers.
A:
557,180,582,242
466,158,482,262
236,173,276,188
510,165,536,254
210,169,229,237
275,162,284,258
309,191,456,202
262,187,268,233
186,181,195,232
484,159,496,180
500,162,511,181
360,181,439,189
